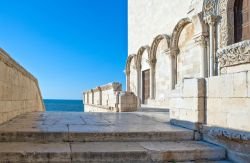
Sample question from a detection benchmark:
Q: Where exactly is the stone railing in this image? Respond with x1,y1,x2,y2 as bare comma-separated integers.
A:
83,82,138,112
0,48,45,124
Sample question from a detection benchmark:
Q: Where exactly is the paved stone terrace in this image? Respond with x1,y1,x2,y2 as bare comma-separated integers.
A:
0,110,231,162
0,110,187,138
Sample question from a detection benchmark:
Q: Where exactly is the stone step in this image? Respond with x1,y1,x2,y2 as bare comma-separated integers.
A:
0,130,194,142
0,141,226,162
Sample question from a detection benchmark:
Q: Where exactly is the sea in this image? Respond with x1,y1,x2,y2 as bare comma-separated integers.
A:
44,99,84,112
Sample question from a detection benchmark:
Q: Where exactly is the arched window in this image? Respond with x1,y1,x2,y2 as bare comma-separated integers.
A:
234,0,250,43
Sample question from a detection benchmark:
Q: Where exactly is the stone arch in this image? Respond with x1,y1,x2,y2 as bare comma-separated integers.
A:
125,54,136,92
149,34,171,62
151,34,172,101
136,46,150,70
125,54,134,74
136,46,150,104
171,18,192,53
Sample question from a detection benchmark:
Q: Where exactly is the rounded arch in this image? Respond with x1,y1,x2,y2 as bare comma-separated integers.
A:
125,54,136,74
136,45,150,70
149,34,171,62
171,18,192,54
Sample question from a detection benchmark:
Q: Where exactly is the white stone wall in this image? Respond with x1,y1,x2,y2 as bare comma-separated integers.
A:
0,49,45,125
128,0,192,54
155,40,170,100
169,78,205,125
206,71,250,131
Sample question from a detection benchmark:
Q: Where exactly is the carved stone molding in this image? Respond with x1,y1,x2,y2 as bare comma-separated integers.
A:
218,0,236,48
217,40,250,68
203,0,217,19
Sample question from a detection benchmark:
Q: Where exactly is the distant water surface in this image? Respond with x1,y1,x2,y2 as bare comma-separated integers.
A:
44,99,84,112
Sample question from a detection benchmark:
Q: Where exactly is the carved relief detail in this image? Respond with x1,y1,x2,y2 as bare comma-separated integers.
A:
218,0,236,48
203,0,217,18
217,40,250,68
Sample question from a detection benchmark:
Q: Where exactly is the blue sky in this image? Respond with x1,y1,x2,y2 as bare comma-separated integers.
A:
0,0,128,100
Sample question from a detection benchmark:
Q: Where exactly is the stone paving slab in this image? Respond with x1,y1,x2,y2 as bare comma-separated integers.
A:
0,141,226,163
0,111,193,142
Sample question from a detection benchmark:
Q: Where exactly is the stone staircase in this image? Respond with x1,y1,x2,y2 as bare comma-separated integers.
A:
0,112,231,162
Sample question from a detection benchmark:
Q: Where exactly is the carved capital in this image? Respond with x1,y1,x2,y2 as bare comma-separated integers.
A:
169,48,180,57
205,15,217,26
194,35,208,47
217,40,250,68
149,59,157,69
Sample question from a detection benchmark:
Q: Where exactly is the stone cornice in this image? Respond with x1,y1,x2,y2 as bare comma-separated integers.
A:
217,40,250,68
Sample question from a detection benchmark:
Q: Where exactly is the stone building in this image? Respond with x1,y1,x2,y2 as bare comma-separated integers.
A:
125,0,250,162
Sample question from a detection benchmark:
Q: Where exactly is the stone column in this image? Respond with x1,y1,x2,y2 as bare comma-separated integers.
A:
136,66,141,106
169,49,178,90
149,59,156,99
195,35,208,78
168,53,175,90
91,89,94,104
205,15,217,77
87,92,89,104
98,87,102,105
125,70,130,92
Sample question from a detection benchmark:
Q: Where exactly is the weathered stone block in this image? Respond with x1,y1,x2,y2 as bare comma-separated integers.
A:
233,71,247,97
183,78,205,97
207,111,228,128
207,74,234,98
227,112,250,131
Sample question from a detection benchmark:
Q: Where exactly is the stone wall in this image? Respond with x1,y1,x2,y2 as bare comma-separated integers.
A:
126,0,250,161
206,71,250,131
0,48,45,125
83,83,138,112
128,0,192,54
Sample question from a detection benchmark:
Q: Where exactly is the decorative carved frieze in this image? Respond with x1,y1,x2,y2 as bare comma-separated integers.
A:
217,40,250,68
203,0,217,19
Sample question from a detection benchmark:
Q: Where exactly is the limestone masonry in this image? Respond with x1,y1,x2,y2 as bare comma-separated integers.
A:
124,0,250,162
0,0,249,162
0,48,44,124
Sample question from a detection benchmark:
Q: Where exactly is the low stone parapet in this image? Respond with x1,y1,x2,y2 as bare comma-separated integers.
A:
0,48,45,125
83,82,138,112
